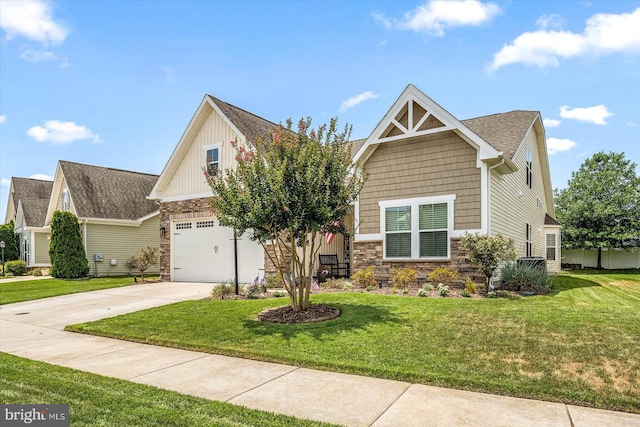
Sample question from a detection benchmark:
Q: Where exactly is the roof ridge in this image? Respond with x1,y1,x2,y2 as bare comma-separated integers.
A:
207,95,279,128
59,160,159,177
462,110,539,122
12,177,53,183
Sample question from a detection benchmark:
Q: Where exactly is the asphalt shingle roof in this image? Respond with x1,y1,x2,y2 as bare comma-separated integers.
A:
207,95,279,142
60,161,159,220
11,178,54,227
462,110,539,159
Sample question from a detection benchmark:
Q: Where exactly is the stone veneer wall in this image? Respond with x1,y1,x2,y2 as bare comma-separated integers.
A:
159,197,213,282
352,239,484,287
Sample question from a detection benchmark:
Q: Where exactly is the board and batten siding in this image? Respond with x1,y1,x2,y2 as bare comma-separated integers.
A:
358,131,481,235
490,126,548,258
34,232,50,265
162,107,243,199
85,216,160,276
53,175,77,216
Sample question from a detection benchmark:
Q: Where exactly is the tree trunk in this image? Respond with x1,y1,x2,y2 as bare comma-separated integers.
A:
597,247,603,270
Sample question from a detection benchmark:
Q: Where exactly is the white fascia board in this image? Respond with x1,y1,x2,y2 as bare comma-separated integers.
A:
137,210,160,222
44,162,65,225
159,192,213,203
354,233,383,242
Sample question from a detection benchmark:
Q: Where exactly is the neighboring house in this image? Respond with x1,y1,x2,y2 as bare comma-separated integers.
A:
44,160,160,276
151,84,560,284
5,177,54,267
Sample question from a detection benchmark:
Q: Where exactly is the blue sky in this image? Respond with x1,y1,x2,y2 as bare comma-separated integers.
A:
1,0,639,221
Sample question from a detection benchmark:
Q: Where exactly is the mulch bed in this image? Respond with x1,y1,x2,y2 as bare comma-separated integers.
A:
257,304,341,324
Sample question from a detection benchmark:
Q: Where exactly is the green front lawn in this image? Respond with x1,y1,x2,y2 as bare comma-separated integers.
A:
0,353,335,427
67,271,640,414
0,276,142,305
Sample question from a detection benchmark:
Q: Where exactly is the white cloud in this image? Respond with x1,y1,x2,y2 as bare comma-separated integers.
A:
29,173,53,181
547,137,577,155
0,115,6,125
0,0,69,45
559,105,613,125
1,178,10,187
340,91,381,112
535,14,564,30
374,0,501,37
543,118,561,128
490,7,640,70
27,120,101,145
20,48,58,63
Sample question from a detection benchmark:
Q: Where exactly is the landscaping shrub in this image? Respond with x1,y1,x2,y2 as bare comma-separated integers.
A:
126,246,159,283
266,274,284,289
423,283,434,291
211,284,232,300
417,289,427,297
465,276,477,294
5,260,27,276
428,267,459,286
460,289,471,298
350,265,377,288
500,262,551,294
437,283,449,297
391,268,418,292
49,211,89,278
32,268,42,276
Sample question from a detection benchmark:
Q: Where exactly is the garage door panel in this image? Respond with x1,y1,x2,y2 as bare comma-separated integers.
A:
172,219,264,283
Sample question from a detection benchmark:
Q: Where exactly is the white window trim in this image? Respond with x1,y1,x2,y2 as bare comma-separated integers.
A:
546,232,557,261
203,142,223,176
379,194,456,261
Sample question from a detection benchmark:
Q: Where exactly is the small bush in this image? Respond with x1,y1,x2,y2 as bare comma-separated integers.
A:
496,290,512,298
465,276,477,294
366,285,373,292
322,277,344,289
428,267,459,286
500,262,551,294
461,289,471,298
351,265,377,288
423,283,434,291
272,291,285,298
211,284,232,300
417,289,427,297
127,246,159,283
5,260,27,276
402,288,409,295
392,268,418,291
266,274,285,289
32,268,43,277
437,283,449,297
487,292,497,299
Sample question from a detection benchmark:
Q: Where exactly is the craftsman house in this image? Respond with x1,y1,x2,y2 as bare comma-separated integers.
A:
5,177,54,267
44,160,160,276
150,84,560,284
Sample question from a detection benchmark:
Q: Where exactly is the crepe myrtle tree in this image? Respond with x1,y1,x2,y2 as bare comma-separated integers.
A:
205,117,366,312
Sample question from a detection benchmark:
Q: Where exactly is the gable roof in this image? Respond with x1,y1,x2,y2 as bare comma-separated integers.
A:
461,110,539,160
58,161,159,220
150,95,279,200
9,178,53,227
352,84,516,173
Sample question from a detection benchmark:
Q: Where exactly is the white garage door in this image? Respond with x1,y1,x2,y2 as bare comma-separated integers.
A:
172,218,264,283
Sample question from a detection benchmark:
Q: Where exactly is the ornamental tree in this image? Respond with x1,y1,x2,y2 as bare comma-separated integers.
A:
0,221,20,262
554,152,640,269
49,211,89,278
205,117,366,312
459,233,517,292
127,246,159,283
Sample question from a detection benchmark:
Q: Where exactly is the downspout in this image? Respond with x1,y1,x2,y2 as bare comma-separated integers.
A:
487,156,506,236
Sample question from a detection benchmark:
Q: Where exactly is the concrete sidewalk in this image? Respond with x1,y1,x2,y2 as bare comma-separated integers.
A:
1,282,638,427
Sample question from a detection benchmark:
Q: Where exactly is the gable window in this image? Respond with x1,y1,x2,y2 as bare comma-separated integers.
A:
525,223,533,257
62,189,70,211
525,147,533,189
546,233,557,261
381,195,455,260
206,147,220,176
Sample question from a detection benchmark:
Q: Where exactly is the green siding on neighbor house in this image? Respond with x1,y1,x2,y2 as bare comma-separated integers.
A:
358,131,481,235
85,216,160,276
34,232,50,265
490,126,548,258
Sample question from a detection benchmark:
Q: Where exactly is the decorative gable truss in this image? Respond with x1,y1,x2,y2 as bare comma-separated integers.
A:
376,97,451,144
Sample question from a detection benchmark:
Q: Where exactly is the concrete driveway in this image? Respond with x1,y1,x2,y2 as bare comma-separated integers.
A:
1,281,639,427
